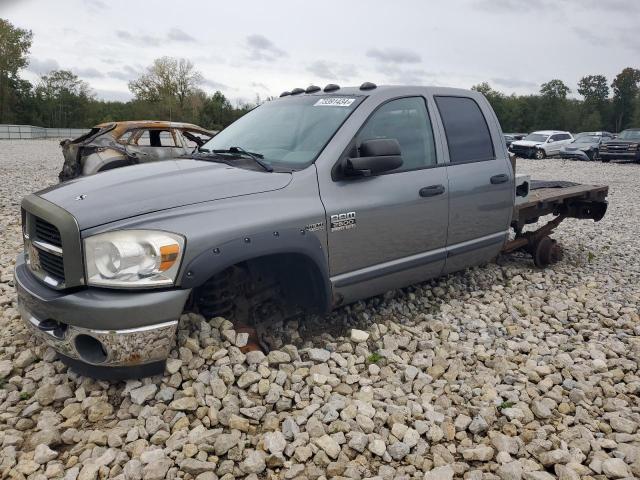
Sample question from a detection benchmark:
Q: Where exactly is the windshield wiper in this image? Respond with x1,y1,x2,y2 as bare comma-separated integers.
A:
213,146,273,172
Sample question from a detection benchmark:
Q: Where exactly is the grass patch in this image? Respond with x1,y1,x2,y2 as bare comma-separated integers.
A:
19,392,31,401
498,401,515,411
367,352,384,364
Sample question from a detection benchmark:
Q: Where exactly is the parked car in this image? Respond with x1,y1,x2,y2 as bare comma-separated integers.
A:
14,84,608,378
59,121,216,181
574,131,614,140
504,133,527,148
599,128,640,163
559,134,609,161
509,130,574,159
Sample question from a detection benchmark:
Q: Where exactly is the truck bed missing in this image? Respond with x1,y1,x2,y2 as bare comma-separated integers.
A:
504,180,608,266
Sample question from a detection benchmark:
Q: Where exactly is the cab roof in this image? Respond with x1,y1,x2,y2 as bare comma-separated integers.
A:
278,84,486,100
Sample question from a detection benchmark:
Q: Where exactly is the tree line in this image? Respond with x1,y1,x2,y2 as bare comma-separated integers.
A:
1,18,640,134
0,19,256,131
472,71,640,133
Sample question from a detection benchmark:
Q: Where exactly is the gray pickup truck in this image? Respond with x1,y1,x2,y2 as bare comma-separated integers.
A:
14,84,609,378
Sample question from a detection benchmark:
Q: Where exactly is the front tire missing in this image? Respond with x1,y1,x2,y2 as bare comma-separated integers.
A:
193,255,327,350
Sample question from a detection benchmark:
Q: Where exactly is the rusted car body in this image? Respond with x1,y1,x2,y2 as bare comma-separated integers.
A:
59,121,215,181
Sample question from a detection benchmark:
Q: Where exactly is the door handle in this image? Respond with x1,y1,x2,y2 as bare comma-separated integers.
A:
419,185,445,197
490,174,509,184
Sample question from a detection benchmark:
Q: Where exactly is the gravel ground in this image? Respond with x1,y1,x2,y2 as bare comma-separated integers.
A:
0,140,638,480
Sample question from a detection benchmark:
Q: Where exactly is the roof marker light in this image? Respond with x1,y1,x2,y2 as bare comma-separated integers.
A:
360,82,377,90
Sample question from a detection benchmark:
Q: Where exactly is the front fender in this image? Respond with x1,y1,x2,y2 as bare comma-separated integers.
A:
178,227,332,312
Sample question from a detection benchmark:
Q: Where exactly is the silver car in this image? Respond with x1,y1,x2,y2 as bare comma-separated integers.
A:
560,133,612,161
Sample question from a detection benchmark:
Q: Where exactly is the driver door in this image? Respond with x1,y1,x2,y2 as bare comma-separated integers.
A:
319,96,449,303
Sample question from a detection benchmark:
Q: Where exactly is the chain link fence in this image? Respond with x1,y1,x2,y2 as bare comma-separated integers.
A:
0,125,89,140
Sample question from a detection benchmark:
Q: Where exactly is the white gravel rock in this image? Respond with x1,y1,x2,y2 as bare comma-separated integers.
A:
129,384,157,405
33,444,57,464
423,465,454,480
1,145,639,480
350,328,369,343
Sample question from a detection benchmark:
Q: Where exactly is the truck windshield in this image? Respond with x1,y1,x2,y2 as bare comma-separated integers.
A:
618,130,640,141
200,95,363,169
575,136,599,143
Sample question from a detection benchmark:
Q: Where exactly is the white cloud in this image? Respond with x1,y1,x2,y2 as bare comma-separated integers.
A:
27,57,59,75
5,0,639,101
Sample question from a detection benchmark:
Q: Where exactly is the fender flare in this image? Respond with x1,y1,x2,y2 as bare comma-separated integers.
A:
178,227,332,313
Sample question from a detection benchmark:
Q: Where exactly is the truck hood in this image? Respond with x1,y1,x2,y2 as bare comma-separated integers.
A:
36,159,292,229
563,142,597,151
511,140,543,147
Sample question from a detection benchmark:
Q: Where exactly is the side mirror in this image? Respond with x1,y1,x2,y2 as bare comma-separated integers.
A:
344,138,403,177
547,138,554,143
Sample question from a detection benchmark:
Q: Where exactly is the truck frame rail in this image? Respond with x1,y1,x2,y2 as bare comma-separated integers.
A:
503,182,609,267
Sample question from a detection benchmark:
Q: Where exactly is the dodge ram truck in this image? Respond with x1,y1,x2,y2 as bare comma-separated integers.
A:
14,84,609,378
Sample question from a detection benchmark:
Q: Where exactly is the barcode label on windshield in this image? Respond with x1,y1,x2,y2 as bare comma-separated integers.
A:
314,97,355,107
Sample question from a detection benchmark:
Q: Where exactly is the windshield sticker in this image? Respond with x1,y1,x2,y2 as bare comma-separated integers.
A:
314,97,356,107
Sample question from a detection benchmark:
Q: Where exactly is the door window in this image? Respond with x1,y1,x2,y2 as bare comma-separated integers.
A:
357,97,437,172
133,129,177,147
435,96,494,163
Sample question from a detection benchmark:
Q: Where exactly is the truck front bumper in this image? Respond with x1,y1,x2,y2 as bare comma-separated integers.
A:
14,254,191,374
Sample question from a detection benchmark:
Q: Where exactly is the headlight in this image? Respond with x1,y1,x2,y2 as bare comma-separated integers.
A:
84,230,185,288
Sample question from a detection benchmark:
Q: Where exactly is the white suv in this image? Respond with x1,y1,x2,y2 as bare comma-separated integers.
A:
509,130,574,159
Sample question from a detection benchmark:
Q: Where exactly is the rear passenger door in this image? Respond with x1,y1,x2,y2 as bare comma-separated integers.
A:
558,133,573,150
434,95,513,274
547,134,564,155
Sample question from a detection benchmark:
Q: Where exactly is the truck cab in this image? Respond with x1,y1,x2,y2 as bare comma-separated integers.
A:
14,84,606,378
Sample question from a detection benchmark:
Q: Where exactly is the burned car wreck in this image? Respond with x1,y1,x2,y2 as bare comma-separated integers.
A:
59,121,215,181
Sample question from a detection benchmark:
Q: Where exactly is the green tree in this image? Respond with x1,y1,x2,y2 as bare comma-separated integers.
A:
0,18,33,122
540,79,571,99
632,95,640,127
577,75,609,131
537,80,571,130
577,75,609,104
128,57,203,114
35,70,93,127
578,110,602,132
611,67,640,132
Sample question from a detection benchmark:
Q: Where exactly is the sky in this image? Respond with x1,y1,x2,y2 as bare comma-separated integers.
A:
2,0,639,104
